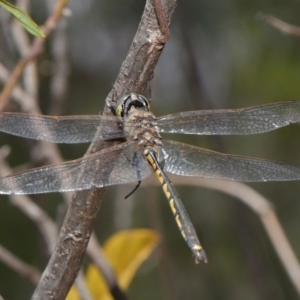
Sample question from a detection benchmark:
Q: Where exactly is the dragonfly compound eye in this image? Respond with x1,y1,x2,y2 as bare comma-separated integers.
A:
115,93,150,117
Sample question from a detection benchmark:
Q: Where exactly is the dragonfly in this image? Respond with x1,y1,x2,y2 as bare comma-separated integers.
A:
0,93,300,263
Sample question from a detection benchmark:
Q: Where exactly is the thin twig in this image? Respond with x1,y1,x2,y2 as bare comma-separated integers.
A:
0,63,35,112
0,244,41,285
13,0,39,104
0,0,69,110
0,147,58,252
75,270,93,300
259,13,300,36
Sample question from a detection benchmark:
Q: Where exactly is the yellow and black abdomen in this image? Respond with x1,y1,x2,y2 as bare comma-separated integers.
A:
144,147,207,263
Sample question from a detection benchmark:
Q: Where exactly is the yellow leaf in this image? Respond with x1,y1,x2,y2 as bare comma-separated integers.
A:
66,286,81,300
85,265,111,300
0,0,45,37
86,229,160,300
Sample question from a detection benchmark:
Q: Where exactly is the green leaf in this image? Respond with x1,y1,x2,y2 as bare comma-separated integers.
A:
0,0,45,38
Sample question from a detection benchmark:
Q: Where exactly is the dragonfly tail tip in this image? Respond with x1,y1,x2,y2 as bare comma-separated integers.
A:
194,248,208,264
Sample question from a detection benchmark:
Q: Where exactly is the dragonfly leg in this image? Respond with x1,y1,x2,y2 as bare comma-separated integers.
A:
124,180,141,199
144,148,207,263
124,151,142,199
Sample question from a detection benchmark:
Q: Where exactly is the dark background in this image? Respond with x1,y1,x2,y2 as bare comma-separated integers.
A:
0,0,300,299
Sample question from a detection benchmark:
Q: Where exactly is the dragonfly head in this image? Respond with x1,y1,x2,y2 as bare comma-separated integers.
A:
115,93,150,117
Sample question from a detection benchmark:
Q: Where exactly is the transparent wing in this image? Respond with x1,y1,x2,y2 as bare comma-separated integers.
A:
0,142,152,194
158,100,300,135
0,113,125,143
162,140,300,182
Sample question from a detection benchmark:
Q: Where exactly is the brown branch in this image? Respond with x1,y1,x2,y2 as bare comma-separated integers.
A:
259,13,300,36
31,0,178,298
0,63,36,111
0,0,69,111
153,0,170,42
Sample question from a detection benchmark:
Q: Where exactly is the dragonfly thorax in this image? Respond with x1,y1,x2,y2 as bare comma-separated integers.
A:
124,109,162,159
